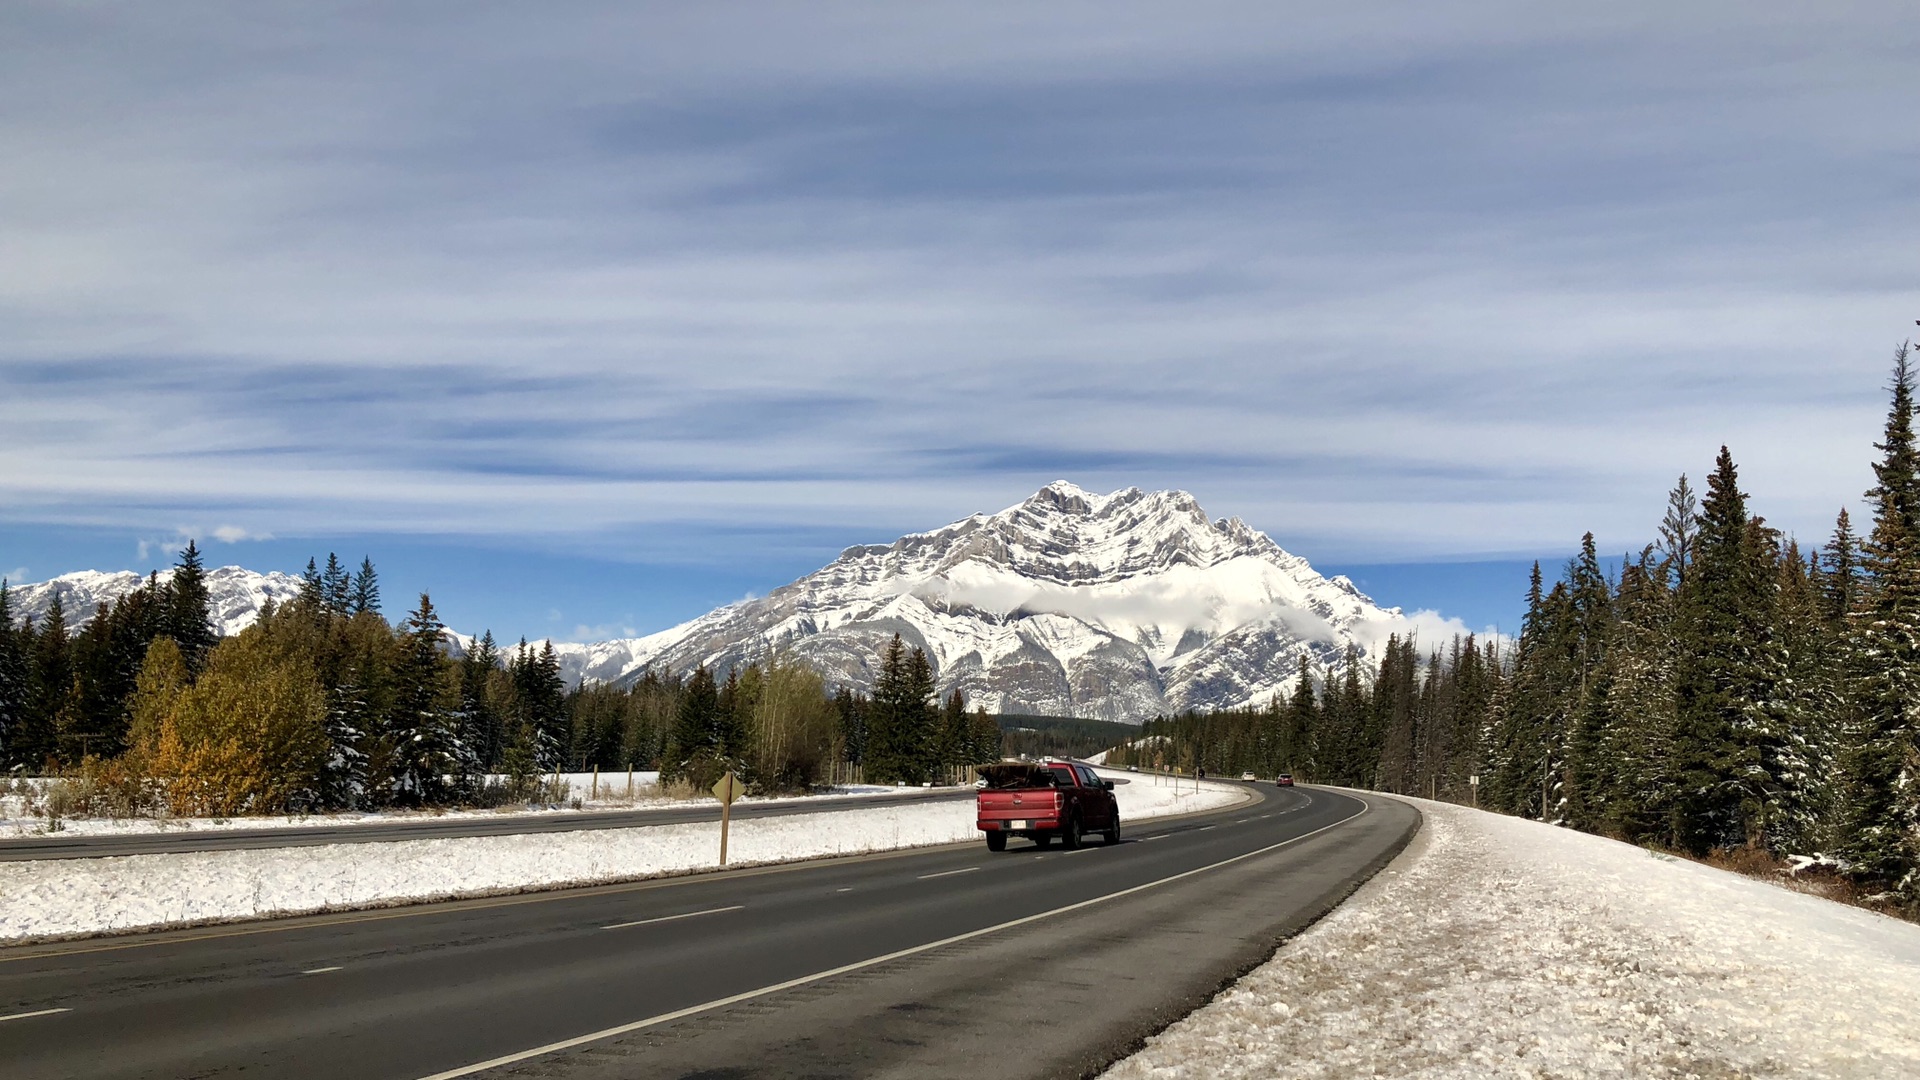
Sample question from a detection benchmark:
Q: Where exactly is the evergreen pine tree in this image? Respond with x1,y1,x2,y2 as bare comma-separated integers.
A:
299,558,324,610
18,597,72,770
458,631,502,772
0,583,24,767
1836,343,1920,889
386,593,459,805
1659,475,1701,588
666,665,723,784
349,558,381,616
867,635,939,784
834,687,867,767
1596,548,1681,842
321,554,352,614
1671,447,1783,854
1821,509,1862,625
1281,654,1317,779
166,540,217,673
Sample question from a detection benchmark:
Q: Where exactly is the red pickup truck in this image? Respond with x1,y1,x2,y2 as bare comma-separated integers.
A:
976,761,1121,852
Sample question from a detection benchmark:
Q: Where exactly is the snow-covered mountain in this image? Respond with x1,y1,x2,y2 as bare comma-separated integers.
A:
3,484,1420,720
5,566,306,638
592,483,1407,720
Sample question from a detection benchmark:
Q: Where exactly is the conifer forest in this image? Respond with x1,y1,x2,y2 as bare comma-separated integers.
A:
0,537,999,814
1109,346,1920,904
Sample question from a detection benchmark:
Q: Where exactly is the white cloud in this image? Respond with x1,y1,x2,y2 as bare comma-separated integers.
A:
210,525,272,544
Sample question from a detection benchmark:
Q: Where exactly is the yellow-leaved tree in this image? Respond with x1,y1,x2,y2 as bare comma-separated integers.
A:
139,627,329,816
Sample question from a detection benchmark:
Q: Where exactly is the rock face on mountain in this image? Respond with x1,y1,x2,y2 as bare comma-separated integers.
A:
604,483,1404,721
4,484,1412,721
6,566,305,638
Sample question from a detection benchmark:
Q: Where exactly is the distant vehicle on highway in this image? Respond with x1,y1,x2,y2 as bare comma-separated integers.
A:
1275,774,1294,786
1240,771,1258,781
976,761,1120,852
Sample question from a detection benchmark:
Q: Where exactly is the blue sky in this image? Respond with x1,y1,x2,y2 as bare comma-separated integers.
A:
2,3,1914,641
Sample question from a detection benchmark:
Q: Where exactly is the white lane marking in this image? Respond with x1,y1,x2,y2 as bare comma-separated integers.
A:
835,887,853,893
916,866,980,880
1138,835,1165,841
413,799,1371,1080
301,966,343,975
1235,818,1251,824
1196,825,1217,832
0,1007,71,1023
602,905,744,931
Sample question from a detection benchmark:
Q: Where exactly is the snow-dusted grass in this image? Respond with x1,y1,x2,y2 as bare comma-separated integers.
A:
1103,796,1920,1080
0,771,915,839
0,770,1246,943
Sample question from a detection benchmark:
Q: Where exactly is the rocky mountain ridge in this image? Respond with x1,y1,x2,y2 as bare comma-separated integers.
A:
5,483,1415,721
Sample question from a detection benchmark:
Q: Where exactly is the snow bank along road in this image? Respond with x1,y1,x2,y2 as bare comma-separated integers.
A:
1,772,1244,941
1104,795,1920,1079
0,785,972,861
0,784,1418,1080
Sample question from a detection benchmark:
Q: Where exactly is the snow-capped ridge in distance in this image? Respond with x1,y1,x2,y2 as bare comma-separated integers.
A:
6,483,1462,720
7,567,307,639
591,482,1423,721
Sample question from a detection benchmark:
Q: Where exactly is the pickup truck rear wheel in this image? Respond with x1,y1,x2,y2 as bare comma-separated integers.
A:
985,830,1007,852
1104,816,1121,845
1060,813,1083,850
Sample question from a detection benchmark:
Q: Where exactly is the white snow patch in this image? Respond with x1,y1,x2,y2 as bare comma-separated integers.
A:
1102,796,1920,1080
0,770,1246,942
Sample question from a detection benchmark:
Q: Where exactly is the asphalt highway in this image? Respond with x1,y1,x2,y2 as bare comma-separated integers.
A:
0,787,973,861
0,784,1419,1080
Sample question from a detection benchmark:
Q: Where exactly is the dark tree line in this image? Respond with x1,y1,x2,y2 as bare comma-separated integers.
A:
2,554,1003,812
1115,346,1920,904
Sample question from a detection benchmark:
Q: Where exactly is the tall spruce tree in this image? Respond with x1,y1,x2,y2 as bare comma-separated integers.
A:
1836,344,1920,889
166,540,217,673
666,665,723,784
1659,475,1701,588
0,583,24,767
867,635,938,784
320,554,351,614
385,593,460,805
1671,447,1783,853
349,558,381,616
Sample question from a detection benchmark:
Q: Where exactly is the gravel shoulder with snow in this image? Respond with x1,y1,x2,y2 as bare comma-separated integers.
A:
0,770,1245,943
1103,794,1920,1080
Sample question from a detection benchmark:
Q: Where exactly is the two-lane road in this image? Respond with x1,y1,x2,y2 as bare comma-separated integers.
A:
0,784,1418,1080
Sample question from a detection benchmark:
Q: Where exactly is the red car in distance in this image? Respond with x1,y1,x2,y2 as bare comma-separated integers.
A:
1275,774,1294,786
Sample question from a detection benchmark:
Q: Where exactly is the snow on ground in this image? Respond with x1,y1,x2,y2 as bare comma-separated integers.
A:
0,770,1245,943
1103,795,1920,1080
0,772,917,839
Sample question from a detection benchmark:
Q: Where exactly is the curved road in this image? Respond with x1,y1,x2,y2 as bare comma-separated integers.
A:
0,784,1419,1080
0,787,974,861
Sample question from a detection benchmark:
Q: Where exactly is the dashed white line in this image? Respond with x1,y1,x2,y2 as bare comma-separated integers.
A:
1196,825,1218,832
0,1008,70,1023
602,905,744,931
301,966,343,975
917,866,980,880
835,887,853,893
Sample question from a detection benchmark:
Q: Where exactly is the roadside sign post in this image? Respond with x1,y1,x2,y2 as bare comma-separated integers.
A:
713,771,745,866
1468,774,1479,809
